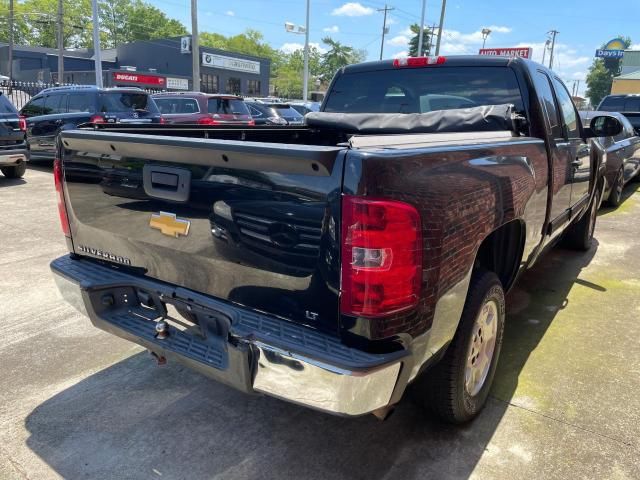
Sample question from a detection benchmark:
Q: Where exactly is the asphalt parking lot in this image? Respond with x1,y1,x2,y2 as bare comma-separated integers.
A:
1,165,639,480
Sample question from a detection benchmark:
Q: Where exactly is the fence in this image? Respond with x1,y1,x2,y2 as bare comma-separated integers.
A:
0,81,166,111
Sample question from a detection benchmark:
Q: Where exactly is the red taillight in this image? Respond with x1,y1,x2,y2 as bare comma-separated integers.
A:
197,116,220,125
393,56,446,68
89,115,105,124
18,115,27,131
159,117,166,124
340,196,422,317
248,119,255,126
54,158,71,238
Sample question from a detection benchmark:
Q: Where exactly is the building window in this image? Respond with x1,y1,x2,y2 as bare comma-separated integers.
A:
201,74,218,93
226,77,241,95
247,79,261,95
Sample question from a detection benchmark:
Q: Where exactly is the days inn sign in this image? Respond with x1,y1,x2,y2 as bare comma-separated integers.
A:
596,38,626,59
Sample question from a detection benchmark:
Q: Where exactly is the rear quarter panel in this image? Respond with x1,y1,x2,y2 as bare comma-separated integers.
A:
342,138,549,342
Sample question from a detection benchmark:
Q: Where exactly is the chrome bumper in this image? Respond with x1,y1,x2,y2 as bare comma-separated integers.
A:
51,255,406,416
0,151,28,165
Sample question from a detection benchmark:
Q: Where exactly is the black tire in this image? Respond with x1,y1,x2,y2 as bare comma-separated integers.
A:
1,162,26,179
422,269,505,424
564,189,600,251
606,168,624,207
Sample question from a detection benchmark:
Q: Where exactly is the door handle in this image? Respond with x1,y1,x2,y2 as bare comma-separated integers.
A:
571,159,583,168
143,165,191,202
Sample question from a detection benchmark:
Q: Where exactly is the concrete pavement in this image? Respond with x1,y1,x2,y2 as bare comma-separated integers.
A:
1,166,639,479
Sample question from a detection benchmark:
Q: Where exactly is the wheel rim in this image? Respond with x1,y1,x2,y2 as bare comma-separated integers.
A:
615,171,624,202
464,299,499,397
588,193,598,238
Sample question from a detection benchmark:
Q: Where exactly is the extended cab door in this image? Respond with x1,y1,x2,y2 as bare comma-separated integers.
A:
533,70,572,230
551,77,591,210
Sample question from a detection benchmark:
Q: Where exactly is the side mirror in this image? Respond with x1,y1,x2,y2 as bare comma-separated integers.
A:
589,115,623,137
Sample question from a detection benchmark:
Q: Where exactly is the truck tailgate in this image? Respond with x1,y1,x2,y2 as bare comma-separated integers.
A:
60,130,346,334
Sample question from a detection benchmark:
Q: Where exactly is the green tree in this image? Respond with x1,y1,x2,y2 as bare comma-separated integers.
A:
272,46,323,99
100,0,187,48
408,23,431,57
319,36,365,82
585,37,631,107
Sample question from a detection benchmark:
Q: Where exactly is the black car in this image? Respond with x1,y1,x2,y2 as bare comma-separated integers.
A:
246,102,304,126
597,94,640,135
20,86,162,159
0,92,29,178
581,110,640,207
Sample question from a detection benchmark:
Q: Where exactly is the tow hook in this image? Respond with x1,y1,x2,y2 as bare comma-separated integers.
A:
149,350,167,366
155,318,169,339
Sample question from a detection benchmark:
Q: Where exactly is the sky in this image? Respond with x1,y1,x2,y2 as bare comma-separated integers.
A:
156,0,640,97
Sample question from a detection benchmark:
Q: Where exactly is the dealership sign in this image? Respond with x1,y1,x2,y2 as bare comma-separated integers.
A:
112,72,166,86
479,47,532,59
595,38,626,59
201,53,260,74
166,77,189,90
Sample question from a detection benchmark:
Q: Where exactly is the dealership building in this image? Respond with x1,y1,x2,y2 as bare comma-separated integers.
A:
0,37,270,96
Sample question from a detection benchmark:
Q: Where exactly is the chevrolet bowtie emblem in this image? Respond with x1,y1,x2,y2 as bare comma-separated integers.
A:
150,212,190,237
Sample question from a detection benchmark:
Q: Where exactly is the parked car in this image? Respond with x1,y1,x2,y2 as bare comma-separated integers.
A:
246,101,304,125
597,94,640,135
20,86,162,159
153,92,254,126
289,101,321,116
52,55,612,425
580,110,640,207
0,91,29,178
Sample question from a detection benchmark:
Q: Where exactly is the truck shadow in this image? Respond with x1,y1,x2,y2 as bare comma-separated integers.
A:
23,244,600,480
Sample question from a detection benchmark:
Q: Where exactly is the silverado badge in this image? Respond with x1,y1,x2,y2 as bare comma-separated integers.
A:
150,212,191,238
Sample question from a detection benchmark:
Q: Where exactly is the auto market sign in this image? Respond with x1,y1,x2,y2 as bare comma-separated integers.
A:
113,72,166,86
595,38,626,59
201,53,261,74
478,47,532,59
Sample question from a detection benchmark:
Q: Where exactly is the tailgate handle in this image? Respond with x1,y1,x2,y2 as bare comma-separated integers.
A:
143,165,191,202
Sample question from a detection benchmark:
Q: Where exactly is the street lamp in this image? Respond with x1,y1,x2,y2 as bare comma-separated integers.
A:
284,0,310,101
481,28,492,49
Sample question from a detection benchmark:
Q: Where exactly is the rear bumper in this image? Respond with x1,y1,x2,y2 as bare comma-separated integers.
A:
51,254,407,416
0,147,29,165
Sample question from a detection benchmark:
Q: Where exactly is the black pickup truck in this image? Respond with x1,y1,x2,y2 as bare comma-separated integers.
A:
51,56,620,424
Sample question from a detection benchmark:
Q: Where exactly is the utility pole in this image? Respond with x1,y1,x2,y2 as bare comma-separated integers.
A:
302,0,310,101
57,0,64,84
435,0,447,55
191,0,200,92
91,0,103,88
377,4,394,60
8,0,14,92
417,0,426,57
425,24,436,55
541,38,550,66
548,29,558,69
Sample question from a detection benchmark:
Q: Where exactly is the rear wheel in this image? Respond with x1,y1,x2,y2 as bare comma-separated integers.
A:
606,168,624,207
564,189,600,251
421,269,505,424
1,162,26,179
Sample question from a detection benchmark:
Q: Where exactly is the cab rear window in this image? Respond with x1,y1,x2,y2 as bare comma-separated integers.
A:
599,96,640,112
324,66,524,114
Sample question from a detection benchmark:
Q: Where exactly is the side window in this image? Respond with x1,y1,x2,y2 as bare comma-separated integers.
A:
43,93,67,114
179,98,199,113
534,70,562,138
249,106,262,117
552,77,579,138
21,96,46,117
154,98,173,114
598,96,624,111
68,93,95,113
